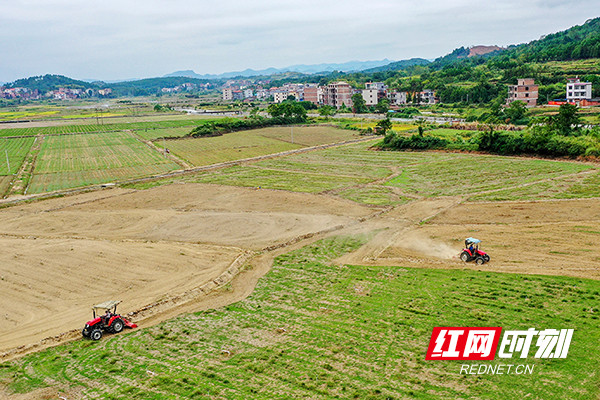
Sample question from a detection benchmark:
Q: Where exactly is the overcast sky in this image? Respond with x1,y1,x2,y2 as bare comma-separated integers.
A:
0,0,597,82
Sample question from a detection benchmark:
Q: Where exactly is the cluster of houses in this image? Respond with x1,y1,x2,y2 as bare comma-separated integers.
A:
222,81,439,109
507,77,598,107
0,87,113,100
160,82,212,93
0,87,40,100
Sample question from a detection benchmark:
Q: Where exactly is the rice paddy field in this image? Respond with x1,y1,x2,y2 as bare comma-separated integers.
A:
27,131,180,193
135,126,194,140
0,119,203,138
0,137,36,175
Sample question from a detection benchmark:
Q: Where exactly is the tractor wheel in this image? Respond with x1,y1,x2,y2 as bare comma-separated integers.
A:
90,329,103,341
460,252,470,262
484,255,490,263
111,319,124,333
82,328,89,338
475,257,485,265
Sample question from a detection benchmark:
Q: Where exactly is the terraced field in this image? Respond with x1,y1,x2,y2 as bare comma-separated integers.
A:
28,131,179,193
1,119,600,399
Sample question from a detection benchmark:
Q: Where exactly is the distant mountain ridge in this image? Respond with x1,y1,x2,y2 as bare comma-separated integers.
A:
360,58,431,73
165,59,394,79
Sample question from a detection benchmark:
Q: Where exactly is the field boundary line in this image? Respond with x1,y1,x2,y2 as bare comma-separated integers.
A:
126,129,192,169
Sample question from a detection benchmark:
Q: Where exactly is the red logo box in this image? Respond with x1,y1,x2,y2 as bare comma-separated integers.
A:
426,327,502,360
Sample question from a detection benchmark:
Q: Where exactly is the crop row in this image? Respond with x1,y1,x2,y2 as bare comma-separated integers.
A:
27,131,179,192
0,137,36,175
0,119,203,138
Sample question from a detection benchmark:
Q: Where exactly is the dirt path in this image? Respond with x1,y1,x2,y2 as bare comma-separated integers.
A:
128,129,192,169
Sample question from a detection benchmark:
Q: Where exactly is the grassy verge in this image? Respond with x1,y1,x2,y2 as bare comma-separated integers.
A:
1,236,599,399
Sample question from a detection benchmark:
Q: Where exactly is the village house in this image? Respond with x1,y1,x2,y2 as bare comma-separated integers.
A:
387,91,407,106
506,78,538,107
323,81,353,109
566,77,592,102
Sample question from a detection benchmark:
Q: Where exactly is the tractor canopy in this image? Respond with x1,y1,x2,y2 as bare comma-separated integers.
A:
92,300,121,318
465,237,481,245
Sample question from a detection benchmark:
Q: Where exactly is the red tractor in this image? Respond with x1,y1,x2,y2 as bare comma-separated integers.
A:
460,237,490,265
82,301,137,340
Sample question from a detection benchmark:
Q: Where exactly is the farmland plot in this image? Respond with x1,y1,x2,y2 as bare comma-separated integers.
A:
156,126,360,166
28,132,179,193
0,118,207,138
0,137,35,175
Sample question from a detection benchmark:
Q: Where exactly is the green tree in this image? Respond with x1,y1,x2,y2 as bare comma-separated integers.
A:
375,98,390,114
267,102,307,121
375,118,392,135
504,100,529,124
339,103,350,113
351,93,367,113
551,103,581,135
249,107,260,118
318,105,336,119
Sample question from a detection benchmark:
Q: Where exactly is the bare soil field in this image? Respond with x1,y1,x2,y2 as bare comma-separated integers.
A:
339,198,600,280
0,184,373,357
1,176,599,362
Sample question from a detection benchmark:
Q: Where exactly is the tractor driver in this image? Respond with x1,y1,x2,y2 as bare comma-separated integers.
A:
468,243,475,254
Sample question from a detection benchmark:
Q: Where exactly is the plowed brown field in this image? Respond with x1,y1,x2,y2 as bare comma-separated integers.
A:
0,184,372,357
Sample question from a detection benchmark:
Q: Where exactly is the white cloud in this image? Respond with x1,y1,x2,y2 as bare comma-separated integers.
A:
0,0,597,81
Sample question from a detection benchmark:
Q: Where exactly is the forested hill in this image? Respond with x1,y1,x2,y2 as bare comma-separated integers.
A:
2,75,218,96
501,17,600,62
5,75,95,92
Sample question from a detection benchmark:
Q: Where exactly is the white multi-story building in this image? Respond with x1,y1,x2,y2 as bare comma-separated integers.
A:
222,88,233,101
243,89,254,99
566,77,592,102
272,91,288,103
387,91,407,106
255,89,269,99
420,89,438,105
362,89,379,106
365,82,386,92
